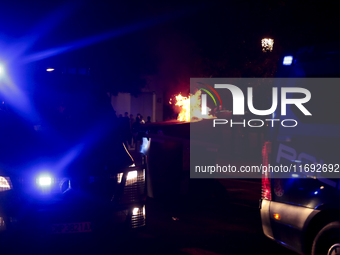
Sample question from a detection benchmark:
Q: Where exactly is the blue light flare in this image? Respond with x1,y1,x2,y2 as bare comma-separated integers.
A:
283,56,293,66
21,8,198,64
0,74,38,121
5,1,80,63
38,174,52,186
0,64,4,78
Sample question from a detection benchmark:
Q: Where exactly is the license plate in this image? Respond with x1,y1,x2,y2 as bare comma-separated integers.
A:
51,222,92,234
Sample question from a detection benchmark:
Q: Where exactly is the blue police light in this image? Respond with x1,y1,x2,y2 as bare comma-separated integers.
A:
283,56,293,66
38,175,52,186
0,64,4,78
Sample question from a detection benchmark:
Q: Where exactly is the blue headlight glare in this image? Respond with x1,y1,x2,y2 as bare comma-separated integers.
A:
283,55,293,66
0,64,4,77
38,175,52,187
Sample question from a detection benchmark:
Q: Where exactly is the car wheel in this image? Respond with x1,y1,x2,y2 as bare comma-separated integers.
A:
312,221,340,255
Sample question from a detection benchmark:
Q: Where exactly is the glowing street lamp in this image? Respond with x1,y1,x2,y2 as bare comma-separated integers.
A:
46,68,54,72
261,38,274,52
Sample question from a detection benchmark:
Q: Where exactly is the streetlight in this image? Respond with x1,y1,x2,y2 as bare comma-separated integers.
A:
46,68,54,72
261,38,274,52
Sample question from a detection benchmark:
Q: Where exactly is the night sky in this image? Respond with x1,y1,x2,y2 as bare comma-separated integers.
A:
1,0,339,96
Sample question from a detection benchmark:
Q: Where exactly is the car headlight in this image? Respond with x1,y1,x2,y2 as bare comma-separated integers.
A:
131,206,146,228
126,171,137,181
117,170,138,185
126,170,138,186
0,176,12,191
117,173,123,184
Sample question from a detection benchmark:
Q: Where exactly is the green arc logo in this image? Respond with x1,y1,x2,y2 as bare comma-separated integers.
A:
196,82,222,108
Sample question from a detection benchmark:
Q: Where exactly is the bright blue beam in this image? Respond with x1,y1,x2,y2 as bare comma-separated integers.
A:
0,64,4,78
0,75,38,120
6,1,80,62
47,115,118,175
21,7,197,64
54,143,85,173
1,4,202,122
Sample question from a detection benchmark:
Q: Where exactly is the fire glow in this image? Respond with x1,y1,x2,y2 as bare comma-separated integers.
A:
169,90,213,122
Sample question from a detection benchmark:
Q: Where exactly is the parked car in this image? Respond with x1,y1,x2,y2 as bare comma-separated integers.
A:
261,43,340,255
0,67,146,243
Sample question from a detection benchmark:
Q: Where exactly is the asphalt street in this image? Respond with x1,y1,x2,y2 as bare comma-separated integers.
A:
2,178,296,255
1,145,297,255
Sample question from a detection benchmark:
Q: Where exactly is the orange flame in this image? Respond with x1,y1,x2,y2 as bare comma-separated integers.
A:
170,90,214,122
